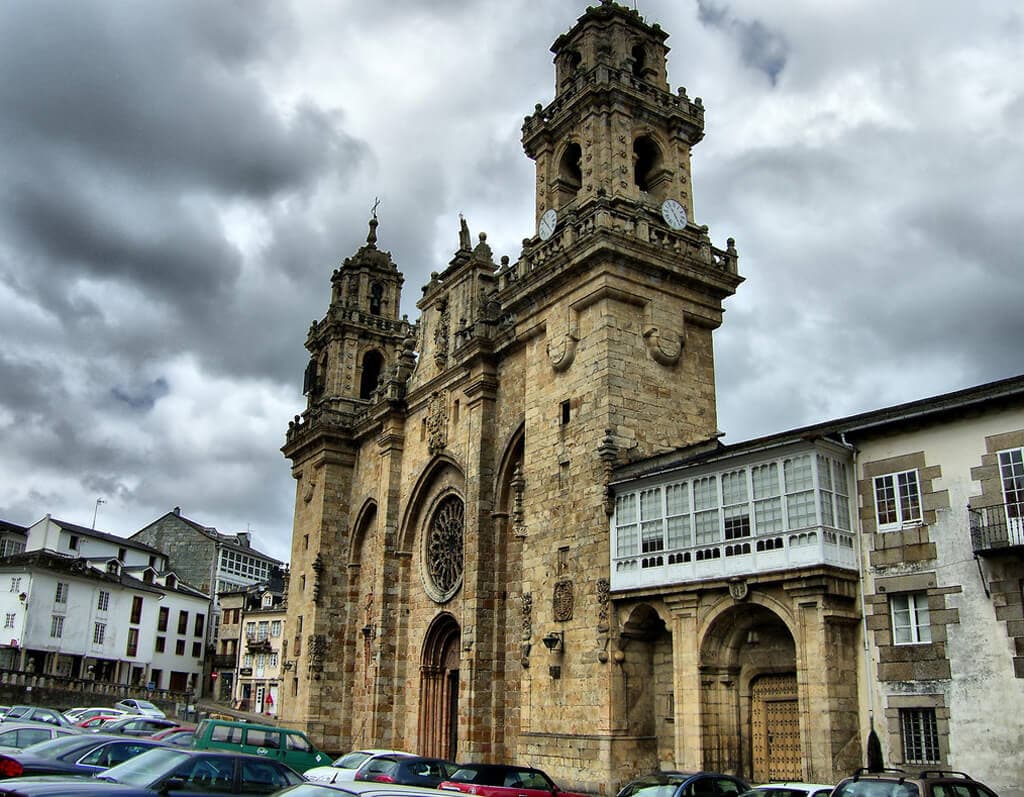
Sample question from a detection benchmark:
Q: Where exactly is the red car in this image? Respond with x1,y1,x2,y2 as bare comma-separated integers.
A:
439,764,588,797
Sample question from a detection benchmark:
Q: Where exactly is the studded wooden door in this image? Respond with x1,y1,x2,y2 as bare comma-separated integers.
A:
751,674,800,782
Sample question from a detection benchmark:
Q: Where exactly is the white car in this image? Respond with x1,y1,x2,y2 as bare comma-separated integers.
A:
742,783,835,797
113,698,166,718
305,749,413,784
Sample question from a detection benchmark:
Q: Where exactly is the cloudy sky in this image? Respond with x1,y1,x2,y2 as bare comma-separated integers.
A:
2,0,1021,562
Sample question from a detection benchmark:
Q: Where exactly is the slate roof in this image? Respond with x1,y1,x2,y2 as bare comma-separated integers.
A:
49,517,165,557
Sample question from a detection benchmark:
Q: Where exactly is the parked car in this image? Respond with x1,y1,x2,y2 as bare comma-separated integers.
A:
742,784,833,797
94,716,179,737
355,754,458,788
192,718,329,772
64,708,128,723
305,750,413,785
831,768,998,797
0,722,81,752
0,747,306,795
615,772,751,797
76,715,122,729
439,764,591,797
275,783,454,797
147,726,195,748
0,708,73,729
112,700,165,719
0,733,164,778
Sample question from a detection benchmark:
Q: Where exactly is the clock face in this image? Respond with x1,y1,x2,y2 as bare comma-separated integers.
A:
538,208,558,241
661,199,688,230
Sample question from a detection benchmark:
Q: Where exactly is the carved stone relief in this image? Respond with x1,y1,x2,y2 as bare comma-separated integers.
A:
553,580,574,622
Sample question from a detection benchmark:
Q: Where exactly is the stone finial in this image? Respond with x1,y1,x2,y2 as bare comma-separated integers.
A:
459,214,471,251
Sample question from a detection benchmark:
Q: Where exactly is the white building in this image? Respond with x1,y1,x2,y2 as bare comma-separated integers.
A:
0,516,210,694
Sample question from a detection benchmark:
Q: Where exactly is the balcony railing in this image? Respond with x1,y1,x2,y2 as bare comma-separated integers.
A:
611,525,857,592
969,502,1024,555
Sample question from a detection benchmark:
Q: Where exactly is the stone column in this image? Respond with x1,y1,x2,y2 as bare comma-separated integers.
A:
665,593,702,769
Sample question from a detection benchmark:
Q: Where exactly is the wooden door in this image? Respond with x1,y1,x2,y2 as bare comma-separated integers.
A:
751,674,800,781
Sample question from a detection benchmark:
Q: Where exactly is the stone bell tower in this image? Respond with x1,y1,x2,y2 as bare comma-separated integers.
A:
505,0,743,782
281,212,413,735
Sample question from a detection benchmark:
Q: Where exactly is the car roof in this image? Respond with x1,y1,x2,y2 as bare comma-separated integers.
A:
323,783,456,796
0,776,155,795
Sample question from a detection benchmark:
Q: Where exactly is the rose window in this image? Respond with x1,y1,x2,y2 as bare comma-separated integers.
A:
426,495,464,602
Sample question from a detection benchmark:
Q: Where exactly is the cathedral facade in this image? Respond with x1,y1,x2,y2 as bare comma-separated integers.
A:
280,1,745,790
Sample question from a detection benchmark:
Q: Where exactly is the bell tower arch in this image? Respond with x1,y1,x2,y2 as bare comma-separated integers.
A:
523,0,704,219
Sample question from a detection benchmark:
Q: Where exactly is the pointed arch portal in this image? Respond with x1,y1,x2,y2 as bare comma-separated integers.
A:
419,613,461,760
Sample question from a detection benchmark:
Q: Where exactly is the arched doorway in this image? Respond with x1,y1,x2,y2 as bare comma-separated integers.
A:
619,604,674,770
419,613,460,760
699,604,798,781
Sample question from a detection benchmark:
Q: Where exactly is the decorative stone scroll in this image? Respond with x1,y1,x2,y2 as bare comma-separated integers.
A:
642,325,684,366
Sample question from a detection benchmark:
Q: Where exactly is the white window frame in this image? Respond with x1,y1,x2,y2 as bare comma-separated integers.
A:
891,592,931,645
93,623,106,645
3,613,15,629
97,591,110,612
9,577,20,593
50,615,64,638
55,582,68,604
874,470,923,530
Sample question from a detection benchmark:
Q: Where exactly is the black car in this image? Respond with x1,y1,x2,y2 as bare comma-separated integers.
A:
616,772,751,797
0,747,305,796
0,733,163,778
94,716,180,737
356,754,458,788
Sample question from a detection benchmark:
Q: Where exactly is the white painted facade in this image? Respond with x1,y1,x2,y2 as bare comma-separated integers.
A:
854,404,1024,797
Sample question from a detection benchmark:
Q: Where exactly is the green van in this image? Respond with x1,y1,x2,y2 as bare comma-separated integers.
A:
192,718,329,773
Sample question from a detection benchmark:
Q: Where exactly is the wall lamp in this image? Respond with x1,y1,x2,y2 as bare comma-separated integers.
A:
541,631,564,653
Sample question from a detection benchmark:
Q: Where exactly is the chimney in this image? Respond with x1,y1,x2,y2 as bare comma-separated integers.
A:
173,507,181,516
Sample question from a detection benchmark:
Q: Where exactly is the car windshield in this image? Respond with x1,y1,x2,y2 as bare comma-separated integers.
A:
98,748,192,786
619,775,688,797
833,781,919,797
333,752,372,768
135,701,158,711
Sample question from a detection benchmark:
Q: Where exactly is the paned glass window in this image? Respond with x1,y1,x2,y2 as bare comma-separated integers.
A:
258,621,269,640
54,582,68,604
640,488,664,553
9,578,21,593
126,627,139,656
665,483,691,548
3,613,14,629
158,606,168,632
874,470,922,529
155,636,165,653
271,621,282,637
194,614,205,638
900,708,940,764
130,596,143,625
177,610,188,634
93,623,105,645
50,615,63,638
891,593,931,644
999,448,1024,527
784,456,817,529
615,494,638,557
722,470,750,540
97,591,110,612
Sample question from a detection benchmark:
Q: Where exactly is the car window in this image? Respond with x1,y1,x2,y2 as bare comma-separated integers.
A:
334,752,372,768
171,755,236,790
245,728,282,749
716,779,745,797
519,770,554,790
211,724,245,743
365,758,399,776
239,759,301,794
16,728,52,747
285,733,312,752
933,787,972,797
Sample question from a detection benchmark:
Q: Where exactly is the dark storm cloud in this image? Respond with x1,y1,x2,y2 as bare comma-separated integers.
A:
696,0,789,86
111,378,170,412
